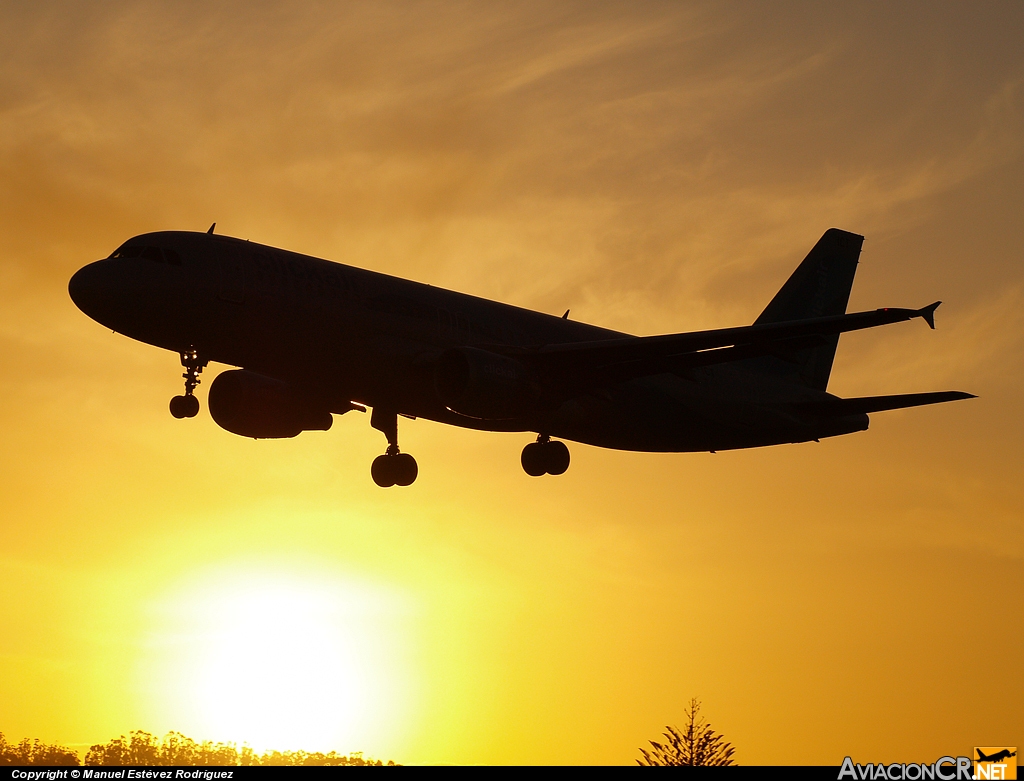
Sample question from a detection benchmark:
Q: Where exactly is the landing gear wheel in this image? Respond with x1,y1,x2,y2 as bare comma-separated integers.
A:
169,395,187,419
371,452,419,488
371,454,397,488
521,437,571,476
169,394,200,419
393,453,418,486
521,442,547,477
546,440,570,475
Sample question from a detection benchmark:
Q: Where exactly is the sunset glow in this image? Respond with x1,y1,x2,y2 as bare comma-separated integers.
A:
137,567,412,753
1,0,1021,766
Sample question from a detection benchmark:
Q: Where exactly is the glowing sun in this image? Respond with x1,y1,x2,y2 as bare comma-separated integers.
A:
143,566,413,753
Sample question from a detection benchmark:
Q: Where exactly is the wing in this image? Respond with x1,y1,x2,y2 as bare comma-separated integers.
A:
490,302,944,399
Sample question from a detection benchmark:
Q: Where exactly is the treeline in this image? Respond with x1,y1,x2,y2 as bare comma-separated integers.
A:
0,734,78,766
0,731,395,766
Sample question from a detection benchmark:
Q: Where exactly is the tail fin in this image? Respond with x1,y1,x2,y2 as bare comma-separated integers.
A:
752,228,863,390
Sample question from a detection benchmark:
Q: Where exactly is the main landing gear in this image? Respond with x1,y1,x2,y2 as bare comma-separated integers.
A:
369,407,418,487
521,434,570,477
169,348,207,419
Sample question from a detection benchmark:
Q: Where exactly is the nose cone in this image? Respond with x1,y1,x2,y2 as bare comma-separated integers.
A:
69,260,118,326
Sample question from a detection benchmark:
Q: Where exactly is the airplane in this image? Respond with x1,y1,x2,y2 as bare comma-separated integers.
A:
976,750,1016,763
68,225,974,487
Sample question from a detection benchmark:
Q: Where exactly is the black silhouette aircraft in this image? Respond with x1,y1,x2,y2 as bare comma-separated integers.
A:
977,750,1016,763
68,226,974,486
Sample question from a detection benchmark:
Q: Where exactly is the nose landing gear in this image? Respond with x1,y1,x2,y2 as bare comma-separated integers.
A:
521,434,570,477
370,407,418,487
169,348,207,419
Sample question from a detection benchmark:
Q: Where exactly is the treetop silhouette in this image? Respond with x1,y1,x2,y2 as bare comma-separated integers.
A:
0,733,79,766
638,698,736,766
1,730,395,766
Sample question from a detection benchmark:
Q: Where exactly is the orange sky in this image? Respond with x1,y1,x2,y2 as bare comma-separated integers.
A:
1,1,1021,765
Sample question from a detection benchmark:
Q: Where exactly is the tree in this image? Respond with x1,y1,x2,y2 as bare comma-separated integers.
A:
638,698,736,766
81,731,396,766
4,728,396,766
0,732,80,766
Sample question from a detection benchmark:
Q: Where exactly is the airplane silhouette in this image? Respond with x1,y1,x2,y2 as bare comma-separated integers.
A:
68,226,974,486
977,750,1016,763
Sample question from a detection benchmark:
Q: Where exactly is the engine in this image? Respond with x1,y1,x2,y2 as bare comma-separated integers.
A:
208,369,333,439
434,347,540,420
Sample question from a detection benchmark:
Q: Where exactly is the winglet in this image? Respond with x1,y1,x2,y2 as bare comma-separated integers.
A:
207,222,216,234
919,300,941,329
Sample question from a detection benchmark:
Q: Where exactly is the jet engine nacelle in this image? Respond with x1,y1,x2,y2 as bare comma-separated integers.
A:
208,369,333,439
434,347,540,420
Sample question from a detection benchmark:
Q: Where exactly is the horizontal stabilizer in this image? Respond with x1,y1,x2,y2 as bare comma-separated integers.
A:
796,390,976,417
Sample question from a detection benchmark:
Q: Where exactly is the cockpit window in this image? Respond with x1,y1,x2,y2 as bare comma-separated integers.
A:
108,243,182,265
109,243,137,259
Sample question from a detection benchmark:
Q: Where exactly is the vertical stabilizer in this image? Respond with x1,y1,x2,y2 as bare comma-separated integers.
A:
752,228,863,390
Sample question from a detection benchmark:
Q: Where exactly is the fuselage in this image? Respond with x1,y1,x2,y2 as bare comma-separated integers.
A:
68,230,868,452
